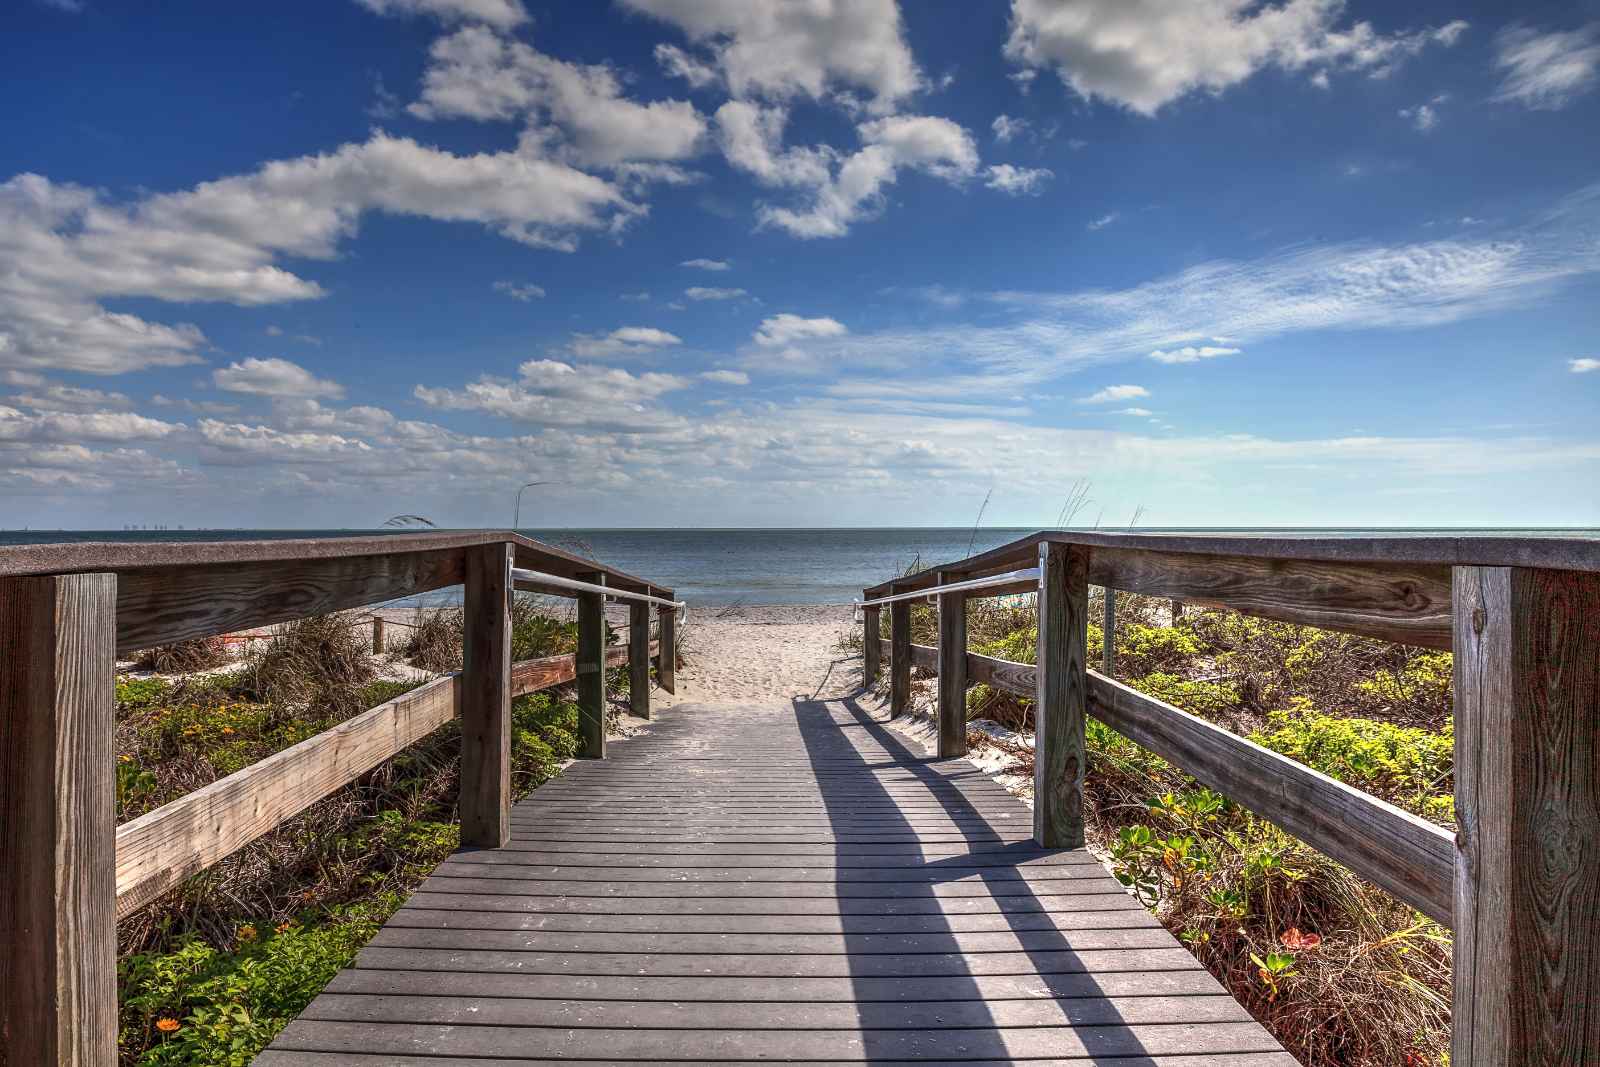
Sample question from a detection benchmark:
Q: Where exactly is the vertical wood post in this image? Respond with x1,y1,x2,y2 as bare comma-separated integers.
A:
1169,599,1183,624
0,573,118,1065
1035,544,1089,849
889,586,910,719
1101,586,1116,676
371,615,385,654
937,572,968,758
576,573,606,759
628,597,650,720
1452,565,1600,1066
862,605,881,685
460,543,513,848
656,603,676,695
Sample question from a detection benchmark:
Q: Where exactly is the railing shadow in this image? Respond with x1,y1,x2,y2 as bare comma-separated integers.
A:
790,687,1161,1062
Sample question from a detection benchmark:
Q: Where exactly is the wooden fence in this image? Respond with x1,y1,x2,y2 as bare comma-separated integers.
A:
0,532,678,1065
860,530,1600,1067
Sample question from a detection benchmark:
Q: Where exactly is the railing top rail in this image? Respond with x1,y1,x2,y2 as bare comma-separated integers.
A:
0,530,669,595
857,567,1041,608
862,528,1600,597
512,568,685,610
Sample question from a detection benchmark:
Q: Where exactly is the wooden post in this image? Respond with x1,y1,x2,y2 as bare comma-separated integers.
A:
0,573,118,1065
371,615,385,654
1170,599,1183,624
937,572,968,759
889,586,910,719
656,603,676,695
628,597,650,720
460,543,513,848
1035,544,1089,849
576,573,606,759
1101,585,1116,676
1452,565,1600,1066
862,605,881,685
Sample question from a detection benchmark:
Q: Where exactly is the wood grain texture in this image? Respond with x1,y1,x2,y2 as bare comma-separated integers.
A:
889,587,911,719
576,574,606,760
116,548,465,655
1,574,118,1066
115,674,460,918
862,605,881,684
510,643,644,698
1036,543,1088,849
460,544,513,849
628,600,651,720
1452,566,1600,1065
656,606,675,695
937,573,967,758
1102,585,1116,676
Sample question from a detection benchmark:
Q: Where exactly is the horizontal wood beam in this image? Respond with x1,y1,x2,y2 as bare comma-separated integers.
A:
511,643,655,698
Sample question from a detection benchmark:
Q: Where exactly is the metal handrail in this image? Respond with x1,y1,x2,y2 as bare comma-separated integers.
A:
855,567,1041,609
511,567,686,611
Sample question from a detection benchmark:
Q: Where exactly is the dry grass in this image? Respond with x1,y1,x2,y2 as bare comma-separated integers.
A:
133,636,230,674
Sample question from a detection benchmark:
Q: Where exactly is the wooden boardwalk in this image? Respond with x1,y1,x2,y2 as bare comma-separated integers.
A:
258,698,1291,1065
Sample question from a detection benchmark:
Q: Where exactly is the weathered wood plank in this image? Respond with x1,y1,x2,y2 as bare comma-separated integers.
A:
114,674,460,918
655,604,675,695
889,585,910,717
460,543,513,849
862,604,881,684
1036,542,1088,848
937,570,967,757
0,573,118,1066
1452,565,1600,1065
628,600,650,720
575,573,606,760
1101,585,1116,675
509,642,647,697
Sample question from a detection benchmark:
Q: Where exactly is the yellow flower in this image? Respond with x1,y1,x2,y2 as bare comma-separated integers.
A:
118,754,133,763
237,924,257,942
221,727,235,735
155,1018,180,1033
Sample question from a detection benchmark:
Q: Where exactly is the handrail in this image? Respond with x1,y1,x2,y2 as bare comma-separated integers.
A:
512,567,686,610
855,567,1040,608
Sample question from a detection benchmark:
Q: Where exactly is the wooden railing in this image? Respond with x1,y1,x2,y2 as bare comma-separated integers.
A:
0,532,679,1065
860,530,1600,1067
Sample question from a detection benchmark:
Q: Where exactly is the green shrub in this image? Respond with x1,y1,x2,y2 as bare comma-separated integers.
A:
1251,701,1453,815
1130,672,1241,720
1117,623,1203,676
117,677,172,711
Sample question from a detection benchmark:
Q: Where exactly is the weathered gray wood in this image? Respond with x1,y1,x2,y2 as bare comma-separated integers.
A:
628,600,650,720
655,604,675,694
1087,672,1454,923
889,585,911,718
576,572,606,759
509,642,648,698
1101,584,1115,675
862,604,881,684
1171,598,1184,622
1452,565,1600,1066
460,543,513,849
0,573,117,1066
1036,542,1089,849
937,572,968,758
115,673,460,917
370,615,385,653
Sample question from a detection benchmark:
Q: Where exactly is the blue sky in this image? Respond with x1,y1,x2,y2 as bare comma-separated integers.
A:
2,0,1598,529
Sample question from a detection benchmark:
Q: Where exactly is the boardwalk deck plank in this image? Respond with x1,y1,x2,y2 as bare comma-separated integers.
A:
258,699,1287,1064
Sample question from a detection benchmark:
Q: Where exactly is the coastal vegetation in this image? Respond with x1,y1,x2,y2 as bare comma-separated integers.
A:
865,592,1455,1066
112,601,622,1066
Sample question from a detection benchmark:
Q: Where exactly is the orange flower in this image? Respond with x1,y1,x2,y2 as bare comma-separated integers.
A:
1280,927,1322,951
275,922,292,934
155,1018,180,1033
237,924,257,942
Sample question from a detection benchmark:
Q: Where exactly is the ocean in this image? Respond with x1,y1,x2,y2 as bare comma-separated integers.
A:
1,527,1595,606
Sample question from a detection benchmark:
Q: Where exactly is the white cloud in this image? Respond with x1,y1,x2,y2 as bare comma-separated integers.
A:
1149,344,1241,364
1571,357,1600,373
685,286,747,301
654,43,719,89
494,280,546,301
1494,24,1600,111
1079,384,1149,404
415,358,689,431
409,26,707,169
1399,93,1447,131
567,326,683,359
622,0,924,113
1005,0,1469,115
1113,407,1154,416
713,101,836,189
985,164,1054,196
214,357,345,399
754,313,848,347
620,291,651,301
198,418,372,462
681,257,730,270
8,383,132,413
1087,211,1119,230
701,369,750,385
352,0,526,28
0,404,181,443
991,115,1030,143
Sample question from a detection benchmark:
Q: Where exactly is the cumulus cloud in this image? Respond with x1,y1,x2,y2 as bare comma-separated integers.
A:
0,403,182,443
985,163,1054,195
415,358,689,431
213,357,346,399
700,369,750,385
197,418,372,462
622,0,924,113
681,257,730,270
1005,0,1468,115
753,313,848,346
8,383,132,412
353,0,527,28
1399,94,1447,132
493,280,545,301
1572,357,1600,373
1078,384,1149,404
1494,24,1600,111
991,114,1030,143
1149,344,1241,364
566,326,683,359
685,286,747,301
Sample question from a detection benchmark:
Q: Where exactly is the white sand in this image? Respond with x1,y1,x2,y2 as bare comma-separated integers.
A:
656,602,865,709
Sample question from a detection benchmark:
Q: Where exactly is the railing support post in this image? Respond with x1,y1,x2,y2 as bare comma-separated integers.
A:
460,543,513,848
937,572,967,758
371,615,386,654
1452,565,1600,1066
0,572,118,1065
1101,586,1116,676
862,605,881,685
889,585,910,719
656,603,676,695
576,572,606,758
628,596,650,720
1035,544,1089,849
